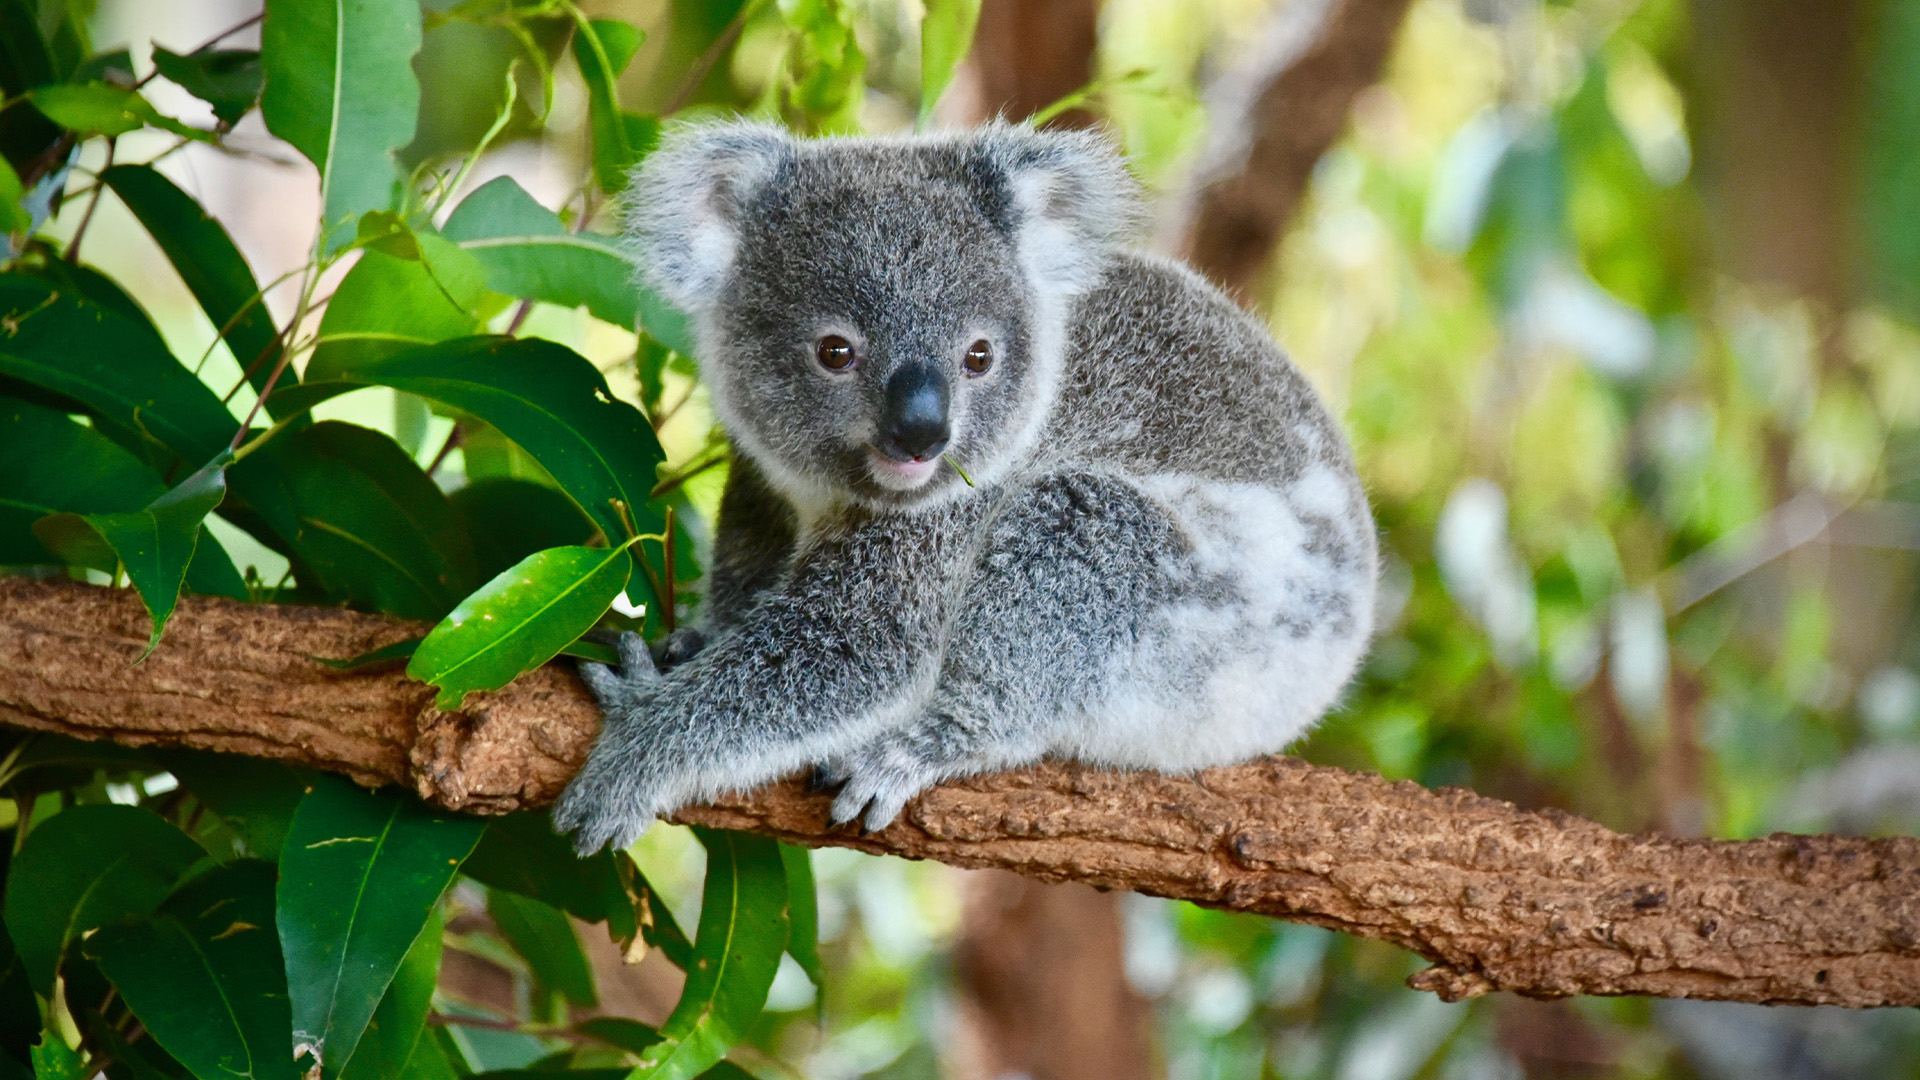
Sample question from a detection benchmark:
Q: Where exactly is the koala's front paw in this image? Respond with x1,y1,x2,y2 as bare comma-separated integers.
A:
558,633,669,854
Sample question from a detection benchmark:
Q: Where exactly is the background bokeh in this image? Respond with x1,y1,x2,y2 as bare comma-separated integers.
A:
33,0,1920,1076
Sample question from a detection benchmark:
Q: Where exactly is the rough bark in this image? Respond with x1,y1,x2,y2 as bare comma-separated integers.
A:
3,577,1918,1009
1174,0,1415,299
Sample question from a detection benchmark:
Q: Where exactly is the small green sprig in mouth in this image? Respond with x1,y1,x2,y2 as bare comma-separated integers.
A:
944,454,975,487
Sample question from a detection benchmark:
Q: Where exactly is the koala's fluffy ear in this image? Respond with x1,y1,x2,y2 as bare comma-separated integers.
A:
624,121,794,313
964,123,1144,299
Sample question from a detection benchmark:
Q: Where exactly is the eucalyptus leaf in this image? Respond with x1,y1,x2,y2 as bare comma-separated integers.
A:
228,420,479,620
449,477,597,583
2,804,209,994
27,82,216,142
261,0,423,252
779,844,823,988
32,451,237,657
85,861,300,1080
0,395,163,565
443,176,655,336
100,164,287,412
267,337,672,621
407,544,631,710
570,17,646,193
626,829,789,1080
151,46,264,127
918,0,981,128
307,234,486,381
0,274,237,464
488,890,596,1009
278,777,483,1079
337,906,443,1080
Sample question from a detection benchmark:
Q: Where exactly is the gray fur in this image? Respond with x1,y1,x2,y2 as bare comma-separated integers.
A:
553,121,1378,853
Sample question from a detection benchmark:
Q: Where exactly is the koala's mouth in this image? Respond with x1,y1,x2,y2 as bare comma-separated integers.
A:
865,446,941,491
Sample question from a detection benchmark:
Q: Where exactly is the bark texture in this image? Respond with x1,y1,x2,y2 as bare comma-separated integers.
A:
1175,0,1415,299
3,577,1918,1009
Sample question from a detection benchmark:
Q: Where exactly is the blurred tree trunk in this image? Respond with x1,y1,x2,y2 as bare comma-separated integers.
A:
1689,0,1864,313
1175,0,1414,301
955,0,1104,128
949,871,1155,1080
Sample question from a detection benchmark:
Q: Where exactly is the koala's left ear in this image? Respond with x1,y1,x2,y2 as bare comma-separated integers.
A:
963,123,1144,299
623,121,794,314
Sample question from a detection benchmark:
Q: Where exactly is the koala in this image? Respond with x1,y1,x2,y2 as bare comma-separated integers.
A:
552,121,1377,854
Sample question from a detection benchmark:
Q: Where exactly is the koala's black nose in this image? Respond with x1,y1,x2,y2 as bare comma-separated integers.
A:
881,365,951,461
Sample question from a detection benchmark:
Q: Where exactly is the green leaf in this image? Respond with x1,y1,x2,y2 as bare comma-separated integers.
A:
449,477,597,583
0,395,164,564
261,0,424,252
338,906,443,1080
85,861,300,1080
32,451,236,657
2,804,209,994
278,777,483,1079
442,176,643,333
570,17,646,193
407,544,631,710
780,0,866,133
627,829,789,1080
918,0,980,128
0,155,28,236
778,844,822,988
0,0,58,92
27,82,217,142
462,811,617,924
151,46,264,128
272,337,671,619
0,275,237,464
306,234,486,381
228,420,479,619
28,1032,83,1080
99,164,288,412
488,890,596,1008
154,749,315,862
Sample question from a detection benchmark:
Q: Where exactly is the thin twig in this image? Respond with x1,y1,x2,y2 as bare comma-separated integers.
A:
63,138,114,264
662,0,762,115
136,10,266,89
425,422,465,479
662,504,676,634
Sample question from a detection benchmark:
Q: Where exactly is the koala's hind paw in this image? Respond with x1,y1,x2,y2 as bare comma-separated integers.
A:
827,753,940,832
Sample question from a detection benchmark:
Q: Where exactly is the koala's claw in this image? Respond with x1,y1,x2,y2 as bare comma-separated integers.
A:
658,627,708,671
827,758,930,832
807,760,851,795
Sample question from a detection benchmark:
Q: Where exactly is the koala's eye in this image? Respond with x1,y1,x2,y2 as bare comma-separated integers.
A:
816,335,857,371
963,339,993,376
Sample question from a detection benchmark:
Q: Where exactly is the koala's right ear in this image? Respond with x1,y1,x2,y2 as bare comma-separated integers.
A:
623,121,794,313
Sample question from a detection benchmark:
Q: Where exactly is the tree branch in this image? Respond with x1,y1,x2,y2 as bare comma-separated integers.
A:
2,577,1916,1008
1174,0,1415,299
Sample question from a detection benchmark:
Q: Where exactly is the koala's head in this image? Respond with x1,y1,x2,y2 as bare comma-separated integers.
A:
625,121,1141,512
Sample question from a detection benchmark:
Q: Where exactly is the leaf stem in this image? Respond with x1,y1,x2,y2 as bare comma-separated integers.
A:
63,138,114,264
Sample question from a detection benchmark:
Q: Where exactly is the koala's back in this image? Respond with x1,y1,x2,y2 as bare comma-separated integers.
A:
1048,253,1353,484
994,250,1378,769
